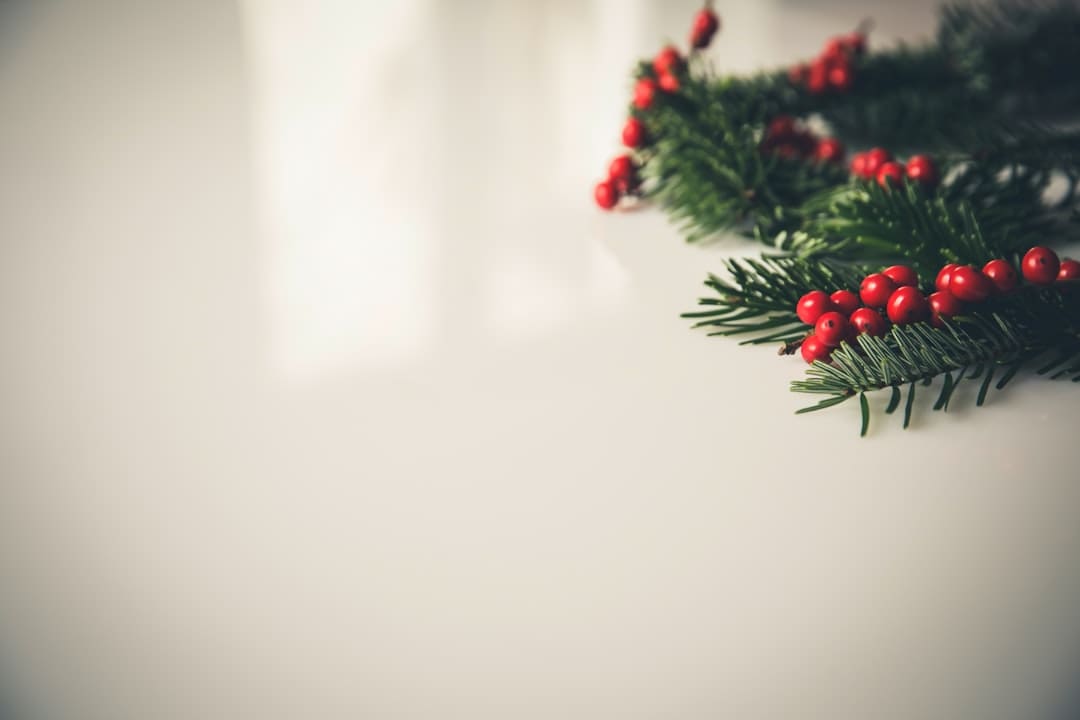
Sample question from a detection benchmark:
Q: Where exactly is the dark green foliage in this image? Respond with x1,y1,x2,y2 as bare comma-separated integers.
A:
825,0,1080,148
642,75,847,242
637,0,1080,245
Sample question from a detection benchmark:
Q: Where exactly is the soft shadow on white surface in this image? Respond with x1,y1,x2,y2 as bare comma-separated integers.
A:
1,1,1080,719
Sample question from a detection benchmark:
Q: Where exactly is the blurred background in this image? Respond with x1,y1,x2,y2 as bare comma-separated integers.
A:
2,1,1080,718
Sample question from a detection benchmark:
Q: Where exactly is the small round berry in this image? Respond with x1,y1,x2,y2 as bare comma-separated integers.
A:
928,290,962,328
948,265,992,302
1021,246,1061,285
886,286,930,325
788,62,809,85
863,147,892,178
822,37,847,61
850,152,868,178
860,273,897,308
882,265,919,288
767,115,797,139
850,307,887,336
829,289,860,315
827,63,853,92
653,46,682,75
622,117,646,148
594,180,619,210
796,290,834,325
657,71,680,93
936,263,959,292
801,334,832,364
690,8,720,49
876,161,906,189
905,154,939,187
608,155,635,182
1058,259,1080,281
981,259,1018,293
633,78,658,110
807,59,829,94
814,138,845,164
814,311,849,347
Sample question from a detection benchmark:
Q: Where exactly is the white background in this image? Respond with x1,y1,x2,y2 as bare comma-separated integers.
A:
1,1,1080,718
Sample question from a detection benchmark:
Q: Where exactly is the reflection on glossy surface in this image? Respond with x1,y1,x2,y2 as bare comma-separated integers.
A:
1,1,1080,719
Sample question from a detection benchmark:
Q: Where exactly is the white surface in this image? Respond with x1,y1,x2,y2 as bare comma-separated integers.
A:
1,1,1080,719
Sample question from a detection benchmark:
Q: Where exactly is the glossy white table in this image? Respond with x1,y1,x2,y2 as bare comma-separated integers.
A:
2,1,1079,718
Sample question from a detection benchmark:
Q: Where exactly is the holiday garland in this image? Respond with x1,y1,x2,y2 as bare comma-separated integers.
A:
594,0,1080,434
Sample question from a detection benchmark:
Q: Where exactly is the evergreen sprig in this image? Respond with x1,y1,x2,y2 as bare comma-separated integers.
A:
684,255,867,344
791,286,1080,435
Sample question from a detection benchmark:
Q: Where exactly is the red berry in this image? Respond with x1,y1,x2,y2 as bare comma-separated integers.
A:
657,71,680,93
876,161,906,189
882,264,919,288
633,78,658,110
886,286,930,325
860,273,897,308
788,63,810,85
807,59,829,94
827,63,853,92
829,289,860,315
594,180,619,210
1058,259,1080,281
814,138,845,164
814,311,849,347
608,155,635,182
850,307,887,336
863,147,892,178
905,154,939,187
850,152,869,178
936,263,959,292
622,117,646,148
822,37,847,61
653,46,682,76
690,8,720,49
1021,246,1060,285
948,265,992,302
801,334,832,364
928,290,962,327
981,259,1018,293
767,115,797,139
796,290,834,325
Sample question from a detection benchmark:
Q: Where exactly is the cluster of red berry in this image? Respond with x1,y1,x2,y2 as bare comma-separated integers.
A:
795,247,1080,364
788,31,865,94
850,147,939,189
595,44,685,210
760,115,845,164
593,5,721,212
631,44,685,115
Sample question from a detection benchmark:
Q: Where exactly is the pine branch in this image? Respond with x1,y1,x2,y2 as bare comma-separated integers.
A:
795,183,1008,268
823,0,1080,148
790,286,1080,435
683,255,867,344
